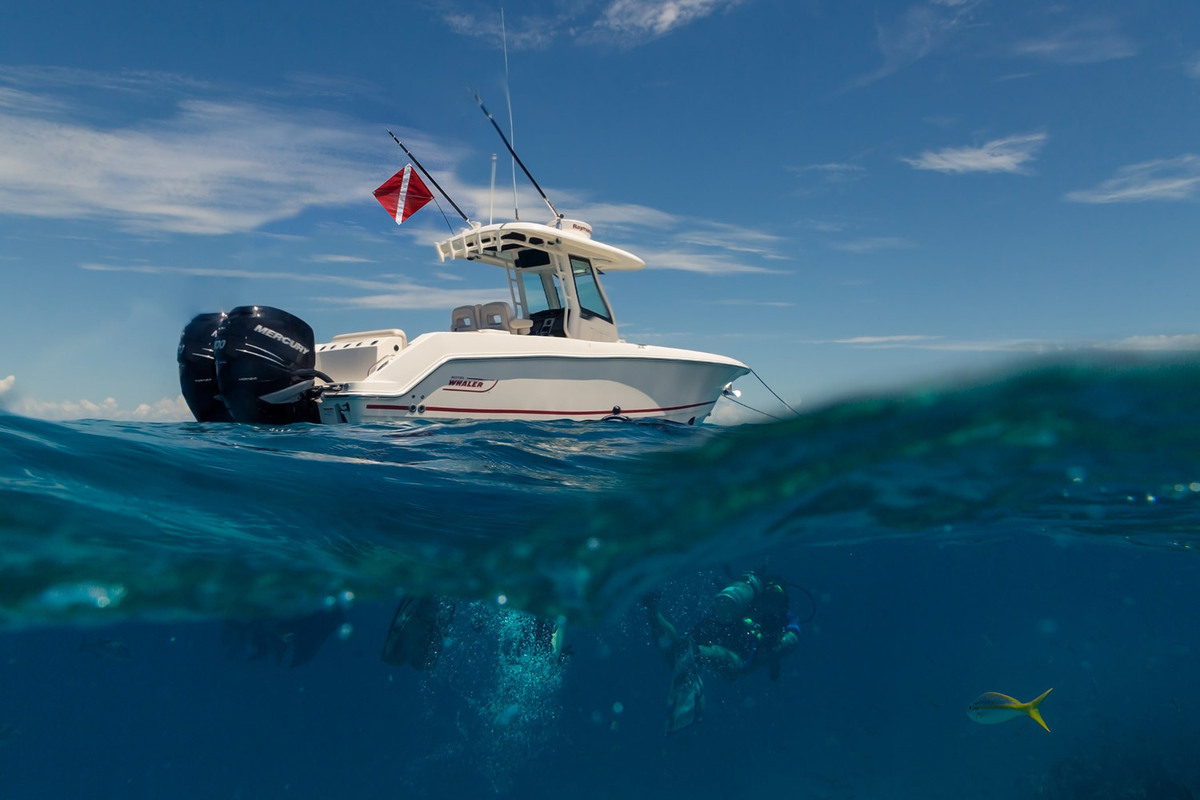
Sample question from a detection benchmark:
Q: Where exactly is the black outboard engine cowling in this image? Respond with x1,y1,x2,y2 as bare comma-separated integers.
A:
177,312,233,423
213,305,320,425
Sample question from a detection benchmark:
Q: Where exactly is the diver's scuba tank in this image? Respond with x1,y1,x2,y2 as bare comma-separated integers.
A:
710,572,764,623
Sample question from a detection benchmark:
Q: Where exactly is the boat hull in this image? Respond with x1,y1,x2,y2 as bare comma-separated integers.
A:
316,332,748,425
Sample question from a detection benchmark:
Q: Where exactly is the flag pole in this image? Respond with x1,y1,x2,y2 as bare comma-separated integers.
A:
385,129,470,223
473,93,560,222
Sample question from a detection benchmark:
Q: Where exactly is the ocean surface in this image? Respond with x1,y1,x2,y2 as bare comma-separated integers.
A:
1,356,1198,799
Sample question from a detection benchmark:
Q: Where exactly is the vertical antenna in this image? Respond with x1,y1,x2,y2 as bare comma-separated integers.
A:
489,152,497,225
501,7,520,220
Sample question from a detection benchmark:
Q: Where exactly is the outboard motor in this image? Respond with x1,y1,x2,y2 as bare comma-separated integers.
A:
213,305,321,425
177,312,233,423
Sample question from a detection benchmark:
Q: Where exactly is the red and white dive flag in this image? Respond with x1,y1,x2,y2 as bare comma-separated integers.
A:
374,164,433,225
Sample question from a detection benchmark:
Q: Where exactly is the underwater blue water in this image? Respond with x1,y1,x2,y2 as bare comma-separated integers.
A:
2,356,1199,798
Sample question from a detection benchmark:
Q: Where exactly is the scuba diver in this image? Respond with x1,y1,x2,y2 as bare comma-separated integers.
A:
644,570,805,733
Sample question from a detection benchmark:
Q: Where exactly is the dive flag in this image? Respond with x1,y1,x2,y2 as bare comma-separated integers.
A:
374,165,433,225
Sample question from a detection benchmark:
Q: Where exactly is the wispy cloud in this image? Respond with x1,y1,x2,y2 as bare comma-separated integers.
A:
789,162,867,194
0,86,67,115
334,287,512,310
672,221,787,260
806,333,1200,352
79,262,494,310
1011,18,1136,65
0,64,210,96
0,374,14,396
1187,53,1200,79
80,263,398,291
4,68,787,281
633,247,786,275
308,254,376,264
803,218,851,234
852,0,981,87
0,72,402,235
806,335,1075,352
1066,155,1200,203
904,132,1047,174
593,0,748,43
828,236,914,254
832,335,942,345
1107,334,1200,351
440,0,748,49
712,298,796,308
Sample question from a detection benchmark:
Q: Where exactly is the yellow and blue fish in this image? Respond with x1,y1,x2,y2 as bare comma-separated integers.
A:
967,688,1053,732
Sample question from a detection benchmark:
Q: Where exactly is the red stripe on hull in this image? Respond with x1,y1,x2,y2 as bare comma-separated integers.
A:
363,400,714,416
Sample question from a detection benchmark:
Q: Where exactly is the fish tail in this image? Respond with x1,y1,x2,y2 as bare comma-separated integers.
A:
1024,688,1053,733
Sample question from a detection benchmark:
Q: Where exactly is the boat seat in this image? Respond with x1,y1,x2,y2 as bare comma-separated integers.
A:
450,305,480,332
479,301,514,332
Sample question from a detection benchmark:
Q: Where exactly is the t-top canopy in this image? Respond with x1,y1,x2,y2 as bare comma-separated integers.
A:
434,220,646,272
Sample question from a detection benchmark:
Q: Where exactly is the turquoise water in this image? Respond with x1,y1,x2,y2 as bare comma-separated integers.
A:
1,357,1198,797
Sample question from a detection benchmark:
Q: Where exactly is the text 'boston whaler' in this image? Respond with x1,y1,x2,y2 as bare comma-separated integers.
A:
177,99,751,426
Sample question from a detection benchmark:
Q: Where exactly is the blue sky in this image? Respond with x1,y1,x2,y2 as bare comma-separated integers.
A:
1,0,1198,422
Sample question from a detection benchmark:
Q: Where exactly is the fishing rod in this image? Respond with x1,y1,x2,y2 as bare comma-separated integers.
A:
384,129,470,223
473,92,561,222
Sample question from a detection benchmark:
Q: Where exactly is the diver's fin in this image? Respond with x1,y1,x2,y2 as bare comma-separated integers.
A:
381,594,454,670
666,640,704,734
1023,688,1053,733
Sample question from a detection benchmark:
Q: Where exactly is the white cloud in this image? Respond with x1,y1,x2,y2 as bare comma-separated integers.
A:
332,286,513,310
0,81,399,234
805,333,1200,353
438,0,747,49
804,218,850,234
790,162,867,194
671,221,787,261
1011,18,1136,65
903,133,1047,174
1065,155,1200,203
1104,335,1200,351
4,68,787,283
11,395,193,422
80,263,400,291
0,374,14,396
712,298,795,308
843,335,940,345
852,0,981,87
308,254,375,264
595,0,747,41
80,262,502,311
828,236,914,254
635,247,785,274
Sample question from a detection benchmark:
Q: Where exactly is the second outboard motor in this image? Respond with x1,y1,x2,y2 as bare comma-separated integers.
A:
177,312,233,423
214,305,320,424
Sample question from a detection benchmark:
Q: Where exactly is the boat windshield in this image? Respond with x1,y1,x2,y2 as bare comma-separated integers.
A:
519,269,562,314
570,256,613,322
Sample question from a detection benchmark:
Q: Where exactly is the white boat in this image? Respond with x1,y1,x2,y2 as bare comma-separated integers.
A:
312,217,748,424
179,103,755,427
179,216,749,426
